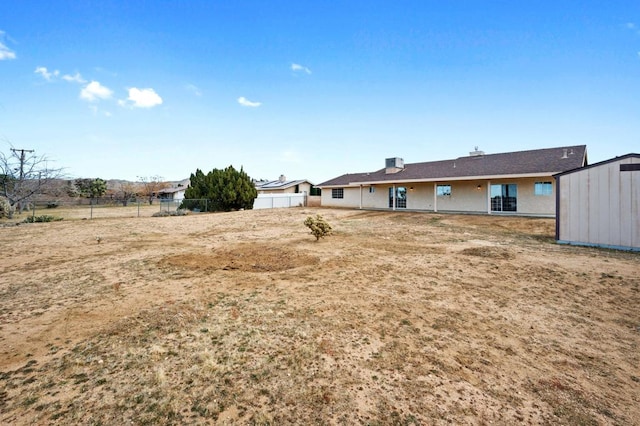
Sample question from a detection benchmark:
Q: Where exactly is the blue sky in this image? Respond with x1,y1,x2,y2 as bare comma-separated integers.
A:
1,1,639,183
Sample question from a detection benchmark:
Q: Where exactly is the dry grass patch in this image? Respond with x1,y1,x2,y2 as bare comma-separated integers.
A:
163,243,319,272
460,246,515,259
1,208,639,425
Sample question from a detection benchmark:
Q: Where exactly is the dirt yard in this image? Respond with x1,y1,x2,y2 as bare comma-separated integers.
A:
1,208,638,425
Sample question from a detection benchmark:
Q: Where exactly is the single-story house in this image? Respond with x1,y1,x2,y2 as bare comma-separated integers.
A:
254,175,316,209
255,175,313,194
158,185,188,201
554,153,639,251
318,145,587,217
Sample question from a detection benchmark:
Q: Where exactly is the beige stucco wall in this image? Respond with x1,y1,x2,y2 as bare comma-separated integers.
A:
432,181,486,213
321,187,361,208
322,176,559,216
488,177,556,215
517,178,556,215
307,195,321,207
295,182,312,194
361,186,389,209
558,157,639,249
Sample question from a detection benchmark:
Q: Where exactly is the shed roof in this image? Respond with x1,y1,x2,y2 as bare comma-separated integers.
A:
553,153,639,178
319,145,587,187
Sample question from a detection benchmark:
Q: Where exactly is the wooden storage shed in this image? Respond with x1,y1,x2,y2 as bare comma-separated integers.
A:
554,153,640,251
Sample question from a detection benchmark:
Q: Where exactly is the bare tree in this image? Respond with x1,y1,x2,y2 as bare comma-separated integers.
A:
118,182,139,206
0,145,64,218
138,175,169,205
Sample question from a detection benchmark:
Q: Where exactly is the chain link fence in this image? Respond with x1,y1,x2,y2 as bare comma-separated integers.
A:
6,198,210,221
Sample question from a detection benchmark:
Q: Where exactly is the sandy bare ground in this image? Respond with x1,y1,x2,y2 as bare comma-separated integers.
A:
0,208,638,425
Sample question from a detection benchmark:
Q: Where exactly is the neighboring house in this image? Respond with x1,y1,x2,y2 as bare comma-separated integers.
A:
254,175,316,209
255,175,313,194
554,153,639,251
158,184,188,201
318,145,587,217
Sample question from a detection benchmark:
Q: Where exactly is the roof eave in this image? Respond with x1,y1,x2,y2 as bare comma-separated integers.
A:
319,172,565,187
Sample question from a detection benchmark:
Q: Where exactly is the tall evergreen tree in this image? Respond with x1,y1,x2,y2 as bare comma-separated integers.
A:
182,166,257,212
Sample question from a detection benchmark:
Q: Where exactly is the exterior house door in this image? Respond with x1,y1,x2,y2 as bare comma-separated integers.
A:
491,184,517,212
388,187,407,209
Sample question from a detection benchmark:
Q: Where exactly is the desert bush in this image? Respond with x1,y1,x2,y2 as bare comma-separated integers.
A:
304,214,332,241
23,215,63,223
152,209,189,217
0,197,11,219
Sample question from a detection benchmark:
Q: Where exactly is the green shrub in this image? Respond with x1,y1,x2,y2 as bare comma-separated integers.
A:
23,215,63,223
304,214,332,241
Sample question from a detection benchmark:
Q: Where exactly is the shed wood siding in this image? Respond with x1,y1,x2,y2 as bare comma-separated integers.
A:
557,155,640,250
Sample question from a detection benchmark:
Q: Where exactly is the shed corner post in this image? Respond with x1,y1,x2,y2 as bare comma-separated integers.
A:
554,175,561,241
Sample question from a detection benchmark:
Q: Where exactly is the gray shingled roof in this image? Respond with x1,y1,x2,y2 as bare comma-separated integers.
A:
319,145,587,187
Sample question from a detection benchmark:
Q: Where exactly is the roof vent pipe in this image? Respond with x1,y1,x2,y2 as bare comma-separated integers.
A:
562,149,568,159
279,174,286,182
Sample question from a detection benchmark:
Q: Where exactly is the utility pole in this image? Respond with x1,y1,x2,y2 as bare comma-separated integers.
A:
10,148,34,180
9,148,35,214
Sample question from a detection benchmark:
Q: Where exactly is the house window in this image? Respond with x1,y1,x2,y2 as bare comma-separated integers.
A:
436,185,451,196
369,186,375,193
534,181,552,196
331,188,344,199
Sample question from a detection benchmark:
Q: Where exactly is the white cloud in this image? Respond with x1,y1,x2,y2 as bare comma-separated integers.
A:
36,67,86,84
62,72,86,83
121,87,163,108
291,63,312,74
0,31,16,60
625,22,640,35
185,83,202,96
0,42,16,60
80,81,113,102
238,96,261,107
35,66,60,81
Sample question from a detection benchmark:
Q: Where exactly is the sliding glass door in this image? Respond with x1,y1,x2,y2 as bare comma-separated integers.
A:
491,184,517,212
388,187,407,209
